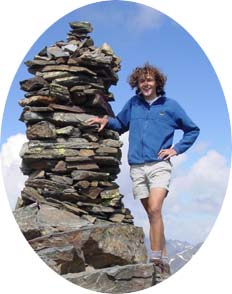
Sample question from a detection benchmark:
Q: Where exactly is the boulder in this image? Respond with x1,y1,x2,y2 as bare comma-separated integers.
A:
29,223,147,269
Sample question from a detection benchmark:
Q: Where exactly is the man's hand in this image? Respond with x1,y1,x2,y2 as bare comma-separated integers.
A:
158,148,177,160
85,116,109,132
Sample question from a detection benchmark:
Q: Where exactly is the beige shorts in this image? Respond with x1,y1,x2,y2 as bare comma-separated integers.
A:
130,161,172,200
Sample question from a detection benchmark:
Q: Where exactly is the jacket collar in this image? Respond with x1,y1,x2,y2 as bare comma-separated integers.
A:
137,94,166,105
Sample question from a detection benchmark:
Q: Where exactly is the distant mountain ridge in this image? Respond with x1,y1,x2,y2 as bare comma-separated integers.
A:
167,239,203,273
145,238,203,274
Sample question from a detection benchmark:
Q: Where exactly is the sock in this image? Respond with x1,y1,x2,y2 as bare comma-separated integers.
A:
150,250,162,260
162,255,169,264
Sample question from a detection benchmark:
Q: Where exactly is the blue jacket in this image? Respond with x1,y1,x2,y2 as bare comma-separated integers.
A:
107,95,200,165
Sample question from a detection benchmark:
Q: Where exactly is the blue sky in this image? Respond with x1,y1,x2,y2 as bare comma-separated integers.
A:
0,0,231,244
2,1,231,154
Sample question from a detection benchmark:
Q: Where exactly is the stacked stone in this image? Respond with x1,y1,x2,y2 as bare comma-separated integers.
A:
17,21,133,225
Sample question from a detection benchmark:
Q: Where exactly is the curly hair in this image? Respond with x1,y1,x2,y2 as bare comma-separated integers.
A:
128,63,167,95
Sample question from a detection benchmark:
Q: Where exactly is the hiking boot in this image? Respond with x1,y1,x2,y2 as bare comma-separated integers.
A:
162,261,171,275
149,258,171,275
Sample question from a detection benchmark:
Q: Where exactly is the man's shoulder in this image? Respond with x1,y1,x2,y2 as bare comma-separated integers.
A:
163,97,180,107
163,96,175,103
130,94,140,102
120,95,140,111
128,95,142,106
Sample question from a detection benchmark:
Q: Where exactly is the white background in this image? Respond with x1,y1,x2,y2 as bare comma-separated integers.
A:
0,1,231,293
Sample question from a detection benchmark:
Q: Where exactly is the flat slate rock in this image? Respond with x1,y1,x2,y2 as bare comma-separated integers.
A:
13,203,91,240
63,263,156,293
69,21,93,33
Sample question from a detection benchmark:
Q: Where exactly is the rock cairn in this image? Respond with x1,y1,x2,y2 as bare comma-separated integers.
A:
14,21,170,293
17,21,133,225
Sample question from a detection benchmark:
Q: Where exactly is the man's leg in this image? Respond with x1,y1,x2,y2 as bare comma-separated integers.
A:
141,188,167,257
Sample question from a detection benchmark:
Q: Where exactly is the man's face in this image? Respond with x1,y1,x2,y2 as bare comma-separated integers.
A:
138,74,156,100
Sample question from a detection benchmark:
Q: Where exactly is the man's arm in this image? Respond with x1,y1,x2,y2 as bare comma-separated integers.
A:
86,99,132,134
172,102,200,155
158,102,199,160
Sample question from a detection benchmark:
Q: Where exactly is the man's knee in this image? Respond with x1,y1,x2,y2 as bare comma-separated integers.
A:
147,205,162,220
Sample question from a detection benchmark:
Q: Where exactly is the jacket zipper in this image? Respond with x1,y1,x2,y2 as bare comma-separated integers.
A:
142,104,150,161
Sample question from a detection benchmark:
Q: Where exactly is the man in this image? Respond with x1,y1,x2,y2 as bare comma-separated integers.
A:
86,63,200,271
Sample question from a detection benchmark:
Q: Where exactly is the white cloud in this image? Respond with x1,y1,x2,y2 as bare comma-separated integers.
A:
192,141,209,153
0,133,27,210
163,150,230,243
80,3,164,35
169,150,229,210
126,5,164,33
172,153,188,165
164,214,216,244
